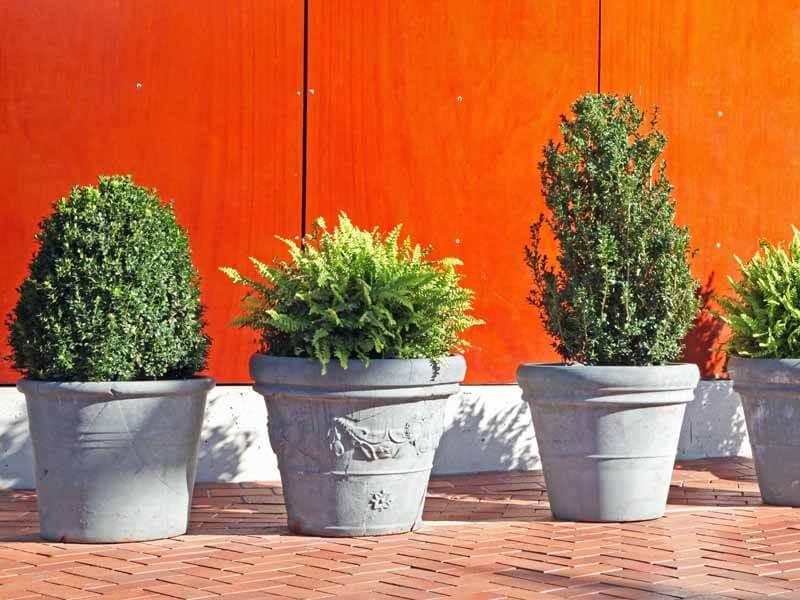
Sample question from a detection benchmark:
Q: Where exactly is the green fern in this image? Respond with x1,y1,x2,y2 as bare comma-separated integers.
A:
222,213,482,373
719,227,800,358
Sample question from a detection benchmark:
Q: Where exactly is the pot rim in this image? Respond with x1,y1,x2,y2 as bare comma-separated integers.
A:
251,352,465,364
728,355,800,365
727,355,800,387
17,376,215,399
517,361,698,370
249,353,466,388
516,361,700,400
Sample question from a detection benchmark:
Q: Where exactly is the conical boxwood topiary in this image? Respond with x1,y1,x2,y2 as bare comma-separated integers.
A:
6,175,210,381
526,93,700,365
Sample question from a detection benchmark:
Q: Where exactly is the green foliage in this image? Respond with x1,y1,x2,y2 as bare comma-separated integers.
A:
526,93,700,365
719,228,800,358
222,213,481,373
7,175,210,381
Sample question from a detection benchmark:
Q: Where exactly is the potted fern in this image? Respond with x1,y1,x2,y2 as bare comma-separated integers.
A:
7,176,213,542
223,214,480,536
518,94,701,521
721,228,800,506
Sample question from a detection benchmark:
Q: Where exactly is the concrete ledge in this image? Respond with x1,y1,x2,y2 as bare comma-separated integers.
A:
0,380,749,489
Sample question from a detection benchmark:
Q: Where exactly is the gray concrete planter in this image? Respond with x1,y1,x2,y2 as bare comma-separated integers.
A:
728,356,800,506
250,353,466,536
516,363,699,522
18,378,214,543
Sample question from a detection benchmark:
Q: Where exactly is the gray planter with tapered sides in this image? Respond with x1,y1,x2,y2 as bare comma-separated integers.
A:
728,357,800,506
18,378,214,543
516,363,699,522
250,353,465,537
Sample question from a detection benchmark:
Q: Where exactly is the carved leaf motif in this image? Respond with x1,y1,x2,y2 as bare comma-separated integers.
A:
328,415,434,461
328,424,345,457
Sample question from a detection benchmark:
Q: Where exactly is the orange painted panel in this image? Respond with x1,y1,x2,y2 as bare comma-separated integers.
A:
306,0,599,383
602,1,800,376
0,1,304,383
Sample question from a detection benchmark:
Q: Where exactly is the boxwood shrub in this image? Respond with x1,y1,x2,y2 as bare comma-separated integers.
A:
526,93,700,365
222,213,481,373
6,175,210,381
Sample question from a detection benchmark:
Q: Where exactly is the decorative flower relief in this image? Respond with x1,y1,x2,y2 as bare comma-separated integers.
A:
369,490,393,511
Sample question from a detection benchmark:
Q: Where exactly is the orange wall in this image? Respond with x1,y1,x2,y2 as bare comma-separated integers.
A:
0,1,304,383
306,0,597,383
2,2,798,383
602,1,800,376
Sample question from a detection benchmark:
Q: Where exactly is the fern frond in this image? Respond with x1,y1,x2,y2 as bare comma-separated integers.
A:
220,212,481,372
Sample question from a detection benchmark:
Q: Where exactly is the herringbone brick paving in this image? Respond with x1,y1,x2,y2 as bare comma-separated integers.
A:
2,459,800,599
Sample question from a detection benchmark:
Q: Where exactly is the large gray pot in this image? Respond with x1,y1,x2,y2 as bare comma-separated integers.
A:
728,357,800,506
250,354,465,537
517,363,699,522
18,378,214,543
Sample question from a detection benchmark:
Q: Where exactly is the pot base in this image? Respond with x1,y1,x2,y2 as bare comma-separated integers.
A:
282,470,430,537
544,454,679,522
535,404,687,522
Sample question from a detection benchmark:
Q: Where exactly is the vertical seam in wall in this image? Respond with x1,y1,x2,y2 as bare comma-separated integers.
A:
300,0,309,238
597,0,602,93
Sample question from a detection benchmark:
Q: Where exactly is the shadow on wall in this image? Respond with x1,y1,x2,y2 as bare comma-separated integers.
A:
196,387,275,483
0,385,276,489
677,379,749,460
0,398,33,488
676,272,749,458
433,386,540,475
0,380,751,488
683,272,728,378
434,379,750,475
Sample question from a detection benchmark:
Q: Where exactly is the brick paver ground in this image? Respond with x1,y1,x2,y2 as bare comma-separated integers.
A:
2,458,800,599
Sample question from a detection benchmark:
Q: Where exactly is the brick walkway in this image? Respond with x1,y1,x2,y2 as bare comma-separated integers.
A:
2,459,800,599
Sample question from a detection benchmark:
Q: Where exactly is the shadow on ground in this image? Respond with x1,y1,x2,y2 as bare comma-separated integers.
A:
435,387,541,475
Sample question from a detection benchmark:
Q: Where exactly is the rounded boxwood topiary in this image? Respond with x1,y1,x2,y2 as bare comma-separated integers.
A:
6,175,210,381
526,93,700,366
